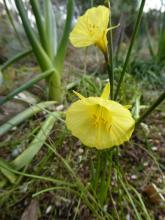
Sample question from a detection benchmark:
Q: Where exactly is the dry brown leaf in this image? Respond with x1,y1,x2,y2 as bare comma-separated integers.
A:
144,183,165,204
21,199,39,220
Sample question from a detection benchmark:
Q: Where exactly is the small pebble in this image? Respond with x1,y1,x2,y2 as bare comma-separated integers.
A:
131,175,137,180
143,162,149,167
12,148,21,157
46,205,52,214
56,104,64,111
152,146,157,151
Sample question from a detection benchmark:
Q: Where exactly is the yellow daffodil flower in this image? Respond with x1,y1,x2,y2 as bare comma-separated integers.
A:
69,6,110,55
66,83,135,149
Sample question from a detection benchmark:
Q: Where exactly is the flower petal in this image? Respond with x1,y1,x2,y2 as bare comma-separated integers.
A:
69,5,110,54
66,93,135,149
100,83,110,99
73,91,85,100
69,16,94,47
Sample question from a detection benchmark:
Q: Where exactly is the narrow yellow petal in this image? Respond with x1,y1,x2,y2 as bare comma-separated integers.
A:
124,105,132,109
73,90,85,99
100,83,110,99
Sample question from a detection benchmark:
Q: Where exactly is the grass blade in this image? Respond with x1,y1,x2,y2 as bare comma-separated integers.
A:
130,186,152,220
114,0,146,100
136,91,165,125
0,48,32,72
0,159,17,184
119,175,142,220
0,101,55,136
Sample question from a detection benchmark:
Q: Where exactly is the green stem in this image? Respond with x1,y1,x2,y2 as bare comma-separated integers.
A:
92,151,101,192
0,162,73,186
0,69,54,105
0,48,32,72
48,71,62,102
99,152,107,205
107,64,113,99
114,0,146,100
107,2,114,99
32,186,78,197
136,91,165,125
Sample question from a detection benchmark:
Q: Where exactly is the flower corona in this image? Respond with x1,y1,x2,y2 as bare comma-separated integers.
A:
69,6,110,55
66,83,135,149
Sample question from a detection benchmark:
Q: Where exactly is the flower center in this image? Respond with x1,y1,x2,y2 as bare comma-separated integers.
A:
88,23,99,35
91,105,112,131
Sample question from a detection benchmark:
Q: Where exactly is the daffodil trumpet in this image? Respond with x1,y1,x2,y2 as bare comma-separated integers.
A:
69,5,119,99
66,83,135,150
69,6,119,61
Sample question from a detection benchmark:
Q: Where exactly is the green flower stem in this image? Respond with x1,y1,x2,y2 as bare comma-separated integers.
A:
99,152,108,205
0,69,54,105
136,91,165,125
0,49,32,72
114,0,146,100
107,2,114,99
92,151,101,192
107,64,113,99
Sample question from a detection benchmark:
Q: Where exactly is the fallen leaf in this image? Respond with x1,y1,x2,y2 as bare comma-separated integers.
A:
144,183,165,204
21,199,39,220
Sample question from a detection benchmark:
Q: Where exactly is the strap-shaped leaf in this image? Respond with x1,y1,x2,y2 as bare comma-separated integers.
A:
15,0,52,71
12,112,59,170
54,0,74,73
30,0,47,50
0,68,55,105
0,48,32,72
0,159,17,184
0,101,55,136
44,0,58,60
